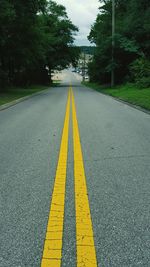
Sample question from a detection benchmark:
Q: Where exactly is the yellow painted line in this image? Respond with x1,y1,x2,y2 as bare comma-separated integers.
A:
41,89,71,267
71,88,98,267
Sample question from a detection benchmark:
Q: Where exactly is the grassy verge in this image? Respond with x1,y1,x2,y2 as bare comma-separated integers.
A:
0,85,50,106
83,82,150,111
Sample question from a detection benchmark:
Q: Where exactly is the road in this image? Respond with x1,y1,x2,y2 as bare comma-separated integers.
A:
0,70,150,267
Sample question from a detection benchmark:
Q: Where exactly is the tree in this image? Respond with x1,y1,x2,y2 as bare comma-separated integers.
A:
0,0,79,88
42,1,79,80
88,0,150,86
0,0,16,88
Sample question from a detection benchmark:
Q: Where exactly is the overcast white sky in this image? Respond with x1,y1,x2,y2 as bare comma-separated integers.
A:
56,0,100,46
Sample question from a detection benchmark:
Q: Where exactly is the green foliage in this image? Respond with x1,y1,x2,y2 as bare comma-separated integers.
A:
130,57,150,88
42,2,79,71
0,0,78,89
88,0,150,85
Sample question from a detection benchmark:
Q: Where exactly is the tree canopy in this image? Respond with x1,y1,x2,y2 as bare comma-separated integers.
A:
88,0,150,87
0,0,79,89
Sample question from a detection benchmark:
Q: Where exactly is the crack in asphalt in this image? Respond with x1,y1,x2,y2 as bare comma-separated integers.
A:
67,154,150,164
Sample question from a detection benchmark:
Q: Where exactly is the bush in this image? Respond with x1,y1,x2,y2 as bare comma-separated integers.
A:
130,57,150,88
136,76,150,88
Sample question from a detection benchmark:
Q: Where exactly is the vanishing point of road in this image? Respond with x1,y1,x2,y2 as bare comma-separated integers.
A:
0,70,150,267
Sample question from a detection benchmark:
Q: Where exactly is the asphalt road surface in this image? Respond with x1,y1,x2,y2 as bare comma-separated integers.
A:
0,70,150,267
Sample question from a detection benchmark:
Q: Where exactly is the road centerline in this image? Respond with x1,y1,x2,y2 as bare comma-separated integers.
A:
71,88,98,267
41,89,71,267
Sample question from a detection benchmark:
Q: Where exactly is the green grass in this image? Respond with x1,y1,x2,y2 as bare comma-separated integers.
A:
83,82,150,111
0,85,49,106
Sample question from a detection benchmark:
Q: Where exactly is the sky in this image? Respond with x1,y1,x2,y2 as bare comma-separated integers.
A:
55,0,100,46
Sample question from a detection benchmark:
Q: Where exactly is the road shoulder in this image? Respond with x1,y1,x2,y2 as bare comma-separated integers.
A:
83,82,150,115
0,87,51,111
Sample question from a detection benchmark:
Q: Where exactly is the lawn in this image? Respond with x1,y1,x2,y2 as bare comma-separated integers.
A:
83,82,150,111
0,85,49,106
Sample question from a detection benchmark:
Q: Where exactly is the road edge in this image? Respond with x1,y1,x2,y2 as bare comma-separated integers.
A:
82,84,150,115
0,88,51,112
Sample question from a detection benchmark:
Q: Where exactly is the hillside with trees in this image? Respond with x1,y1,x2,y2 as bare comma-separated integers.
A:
88,0,150,87
0,0,79,90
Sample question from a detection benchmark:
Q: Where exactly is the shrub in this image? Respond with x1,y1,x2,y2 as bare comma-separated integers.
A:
130,57,150,88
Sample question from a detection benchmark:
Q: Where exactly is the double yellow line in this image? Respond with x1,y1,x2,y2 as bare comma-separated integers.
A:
41,87,98,267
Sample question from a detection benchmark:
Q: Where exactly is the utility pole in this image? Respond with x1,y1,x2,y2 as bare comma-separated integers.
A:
82,52,86,82
111,0,115,87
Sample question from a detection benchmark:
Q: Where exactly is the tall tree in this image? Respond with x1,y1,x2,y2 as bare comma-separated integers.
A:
0,0,79,88
88,0,150,85
42,1,79,80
